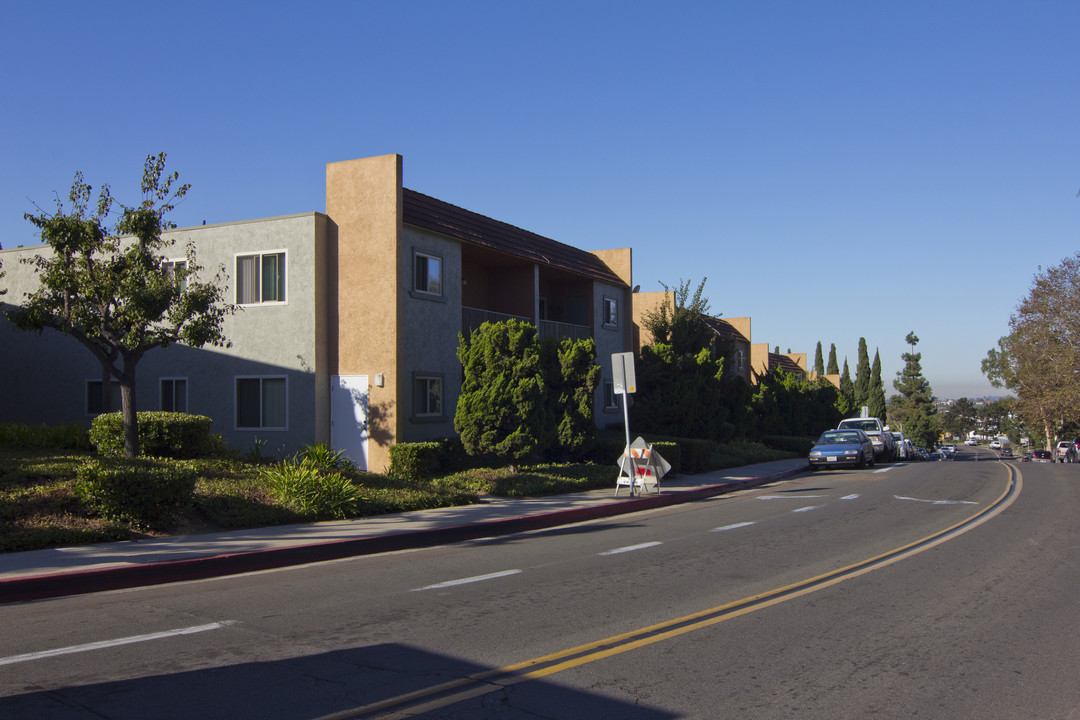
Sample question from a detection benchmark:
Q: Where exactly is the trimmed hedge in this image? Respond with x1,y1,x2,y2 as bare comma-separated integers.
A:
90,412,221,458
388,438,496,482
75,457,197,531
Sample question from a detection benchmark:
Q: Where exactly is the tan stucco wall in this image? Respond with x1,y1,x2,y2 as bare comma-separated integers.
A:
631,290,670,350
326,154,403,472
590,248,632,288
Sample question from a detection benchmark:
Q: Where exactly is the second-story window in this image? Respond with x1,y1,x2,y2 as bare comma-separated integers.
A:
603,297,618,328
414,251,442,297
236,251,286,305
162,259,188,292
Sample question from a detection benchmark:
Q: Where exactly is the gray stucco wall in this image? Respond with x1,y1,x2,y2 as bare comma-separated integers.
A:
398,226,463,443
0,213,328,457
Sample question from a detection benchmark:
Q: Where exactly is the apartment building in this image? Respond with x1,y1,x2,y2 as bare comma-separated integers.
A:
0,154,634,471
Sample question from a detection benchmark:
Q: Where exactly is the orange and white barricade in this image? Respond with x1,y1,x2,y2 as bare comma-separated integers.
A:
615,436,671,496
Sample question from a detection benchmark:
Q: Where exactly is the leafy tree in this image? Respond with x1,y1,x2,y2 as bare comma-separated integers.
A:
853,338,871,411
638,278,713,356
869,349,887,421
984,254,1080,449
631,343,729,440
940,397,977,442
455,319,550,471
541,335,601,461
889,332,939,447
7,154,232,458
826,343,839,375
814,342,825,376
750,367,841,437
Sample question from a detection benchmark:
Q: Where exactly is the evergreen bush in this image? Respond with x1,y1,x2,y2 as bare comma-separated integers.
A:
75,457,197,531
90,412,219,458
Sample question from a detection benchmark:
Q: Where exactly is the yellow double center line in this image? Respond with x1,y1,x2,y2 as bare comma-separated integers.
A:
319,464,1021,720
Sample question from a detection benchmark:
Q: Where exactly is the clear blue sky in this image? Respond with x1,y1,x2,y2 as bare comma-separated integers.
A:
3,1,1077,399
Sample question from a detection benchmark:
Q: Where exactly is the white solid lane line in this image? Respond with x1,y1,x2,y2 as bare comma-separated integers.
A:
792,505,822,513
599,542,663,556
0,621,238,666
413,569,523,592
841,494,860,500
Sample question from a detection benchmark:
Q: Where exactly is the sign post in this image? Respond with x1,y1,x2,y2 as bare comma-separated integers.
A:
612,352,639,494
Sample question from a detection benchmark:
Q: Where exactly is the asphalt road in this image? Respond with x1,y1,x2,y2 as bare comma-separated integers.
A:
2,447,1079,719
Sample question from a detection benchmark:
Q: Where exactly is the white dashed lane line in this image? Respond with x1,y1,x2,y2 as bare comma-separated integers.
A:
599,542,663,556
0,622,238,666
711,522,756,532
413,569,523,592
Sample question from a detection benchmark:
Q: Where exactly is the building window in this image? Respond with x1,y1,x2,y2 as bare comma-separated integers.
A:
414,252,442,297
86,380,122,415
736,349,745,372
161,378,188,413
414,375,443,418
602,297,618,328
236,251,286,305
163,259,187,292
604,381,620,411
236,376,287,429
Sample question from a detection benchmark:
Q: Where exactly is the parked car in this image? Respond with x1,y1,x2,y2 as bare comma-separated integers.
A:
1032,449,1053,463
836,417,897,462
942,443,958,456
891,432,910,460
1056,441,1076,463
809,429,876,470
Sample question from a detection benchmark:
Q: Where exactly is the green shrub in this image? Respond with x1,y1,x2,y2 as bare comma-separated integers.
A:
90,412,219,458
763,435,816,455
260,458,365,519
75,457,197,531
293,441,355,472
0,423,91,450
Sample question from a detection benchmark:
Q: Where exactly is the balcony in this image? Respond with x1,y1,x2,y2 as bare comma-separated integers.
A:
462,306,591,343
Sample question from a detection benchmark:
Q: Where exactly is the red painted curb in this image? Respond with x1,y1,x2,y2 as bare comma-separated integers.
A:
0,467,805,603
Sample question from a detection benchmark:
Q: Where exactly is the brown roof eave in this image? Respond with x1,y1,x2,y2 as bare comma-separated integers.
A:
402,188,626,287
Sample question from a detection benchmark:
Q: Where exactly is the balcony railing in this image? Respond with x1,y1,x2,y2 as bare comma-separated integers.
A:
462,306,592,343
538,319,592,342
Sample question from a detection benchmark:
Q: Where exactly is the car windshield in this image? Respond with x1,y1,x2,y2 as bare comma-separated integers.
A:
819,431,860,444
841,420,877,431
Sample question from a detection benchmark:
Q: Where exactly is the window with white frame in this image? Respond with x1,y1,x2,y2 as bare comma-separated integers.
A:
86,380,122,415
236,251,286,305
413,251,442,297
414,375,443,418
160,378,188,413
162,259,188,292
602,296,618,328
235,376,287,429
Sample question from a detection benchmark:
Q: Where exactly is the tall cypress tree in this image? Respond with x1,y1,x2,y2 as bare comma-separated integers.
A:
854,338,871,411
826,343,839,375
870,349,887,420
814,341,825,375
840,358,855,414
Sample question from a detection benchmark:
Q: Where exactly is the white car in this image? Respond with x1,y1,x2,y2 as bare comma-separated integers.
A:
989,440,1002,450
964,438,978,446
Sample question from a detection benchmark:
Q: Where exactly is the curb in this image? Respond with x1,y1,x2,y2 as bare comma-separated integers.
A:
0,467,805,604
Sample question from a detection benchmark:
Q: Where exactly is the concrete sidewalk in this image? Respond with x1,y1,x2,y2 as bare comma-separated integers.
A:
0,458,809,603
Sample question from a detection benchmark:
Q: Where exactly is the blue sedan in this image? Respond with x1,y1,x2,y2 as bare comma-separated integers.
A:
809,429,876,470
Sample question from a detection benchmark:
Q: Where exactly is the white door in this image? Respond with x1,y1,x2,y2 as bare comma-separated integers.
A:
331,375,369,471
